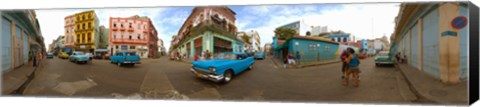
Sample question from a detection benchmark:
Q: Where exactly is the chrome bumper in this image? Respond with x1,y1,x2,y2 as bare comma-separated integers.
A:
190,68,224,83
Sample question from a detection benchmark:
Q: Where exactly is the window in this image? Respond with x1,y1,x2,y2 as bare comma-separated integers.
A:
82,23,85,29
82,15,85,20
129,35,132,40
129,23,132,28
114,23,117,27
144,25,146,29
116,52,123,56
137,24,141,29
116,45,119,49
114,35,116,38
88,14,91,18
88,33,91,42
130,46,135,49
88,22,91,29
137,35,140,39
121,23,123,28
77,25,80,29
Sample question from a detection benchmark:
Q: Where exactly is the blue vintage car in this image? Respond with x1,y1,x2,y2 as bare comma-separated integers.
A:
254,52,266,60
190,52,255,83
110,51,141,66
69,51,90,64
47,53,54,59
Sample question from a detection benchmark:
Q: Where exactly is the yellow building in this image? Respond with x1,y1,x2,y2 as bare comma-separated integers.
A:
74,10,99,52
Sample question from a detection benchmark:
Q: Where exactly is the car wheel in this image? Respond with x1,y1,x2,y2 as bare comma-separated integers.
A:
223,70,233,83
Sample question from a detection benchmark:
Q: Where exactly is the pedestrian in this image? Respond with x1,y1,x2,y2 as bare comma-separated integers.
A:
201,51,206,60
287,53,296,65
205,50,211,60
32,52,37,67
283,58,288,68
340,48,349,79
343,48,361,87
295,51,301,65
194,54,199,61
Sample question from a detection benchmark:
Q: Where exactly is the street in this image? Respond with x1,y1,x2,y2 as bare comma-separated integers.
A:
19,56,415,104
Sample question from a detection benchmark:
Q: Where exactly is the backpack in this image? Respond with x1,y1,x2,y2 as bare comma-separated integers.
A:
349,54,360,67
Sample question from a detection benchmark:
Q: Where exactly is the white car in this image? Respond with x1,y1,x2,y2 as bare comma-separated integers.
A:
85,53,94,60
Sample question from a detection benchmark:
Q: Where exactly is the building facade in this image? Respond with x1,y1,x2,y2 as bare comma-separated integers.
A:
1,10,44,73
157,39,166,56
264,43,272,55
310,25,328,36
64,15,75,54
277,20,310,36
73,10,100,53
97,25,109,49
325,33,351,44
273,36,341,63
170,6,243,59
109,15,158,58
390,2,468,84
245,30,261,52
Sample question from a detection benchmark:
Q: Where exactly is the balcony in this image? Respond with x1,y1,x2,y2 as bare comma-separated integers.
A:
111,39,148,44
112,27,118,31
119,27,126,31
143,30,148,34
127,28,134,32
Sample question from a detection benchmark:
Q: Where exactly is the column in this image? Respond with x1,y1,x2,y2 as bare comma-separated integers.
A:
438,3,460,84
418,19,423,71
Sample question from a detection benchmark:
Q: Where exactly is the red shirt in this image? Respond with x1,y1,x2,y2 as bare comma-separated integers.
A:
341,51,347,61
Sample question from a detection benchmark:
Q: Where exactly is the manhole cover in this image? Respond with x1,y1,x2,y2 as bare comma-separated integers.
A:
429,90,448,97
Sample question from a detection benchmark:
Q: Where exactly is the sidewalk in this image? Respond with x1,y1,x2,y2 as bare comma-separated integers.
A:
270,56,341,69
2,60,44,95
395,63,468,105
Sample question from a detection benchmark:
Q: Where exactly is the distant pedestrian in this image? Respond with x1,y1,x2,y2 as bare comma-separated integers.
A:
201,51,206,60
194,54,199,61
287,53,296,65
343,48,361,87
205,50,211,60
295,51,301,65
340,48,349,79
283,58,287,68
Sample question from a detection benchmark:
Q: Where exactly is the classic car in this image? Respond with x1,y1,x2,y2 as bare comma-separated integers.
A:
358,52,366,59
254,52,266,60
58,52,69,59
68,51,90,64
85,52,94,60
375,51,394,66
110,51,141,66
190,52,255,83
47,53,54,59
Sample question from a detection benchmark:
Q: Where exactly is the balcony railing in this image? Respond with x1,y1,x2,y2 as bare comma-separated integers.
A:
112,27,118,31
127,28,134,32
119,27,126,31
111,39,148,44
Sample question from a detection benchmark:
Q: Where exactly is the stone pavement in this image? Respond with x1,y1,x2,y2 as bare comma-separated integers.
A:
2,60,44,95
395,63,468,105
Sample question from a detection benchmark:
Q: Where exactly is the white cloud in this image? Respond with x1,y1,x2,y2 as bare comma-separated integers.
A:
237,3,400,47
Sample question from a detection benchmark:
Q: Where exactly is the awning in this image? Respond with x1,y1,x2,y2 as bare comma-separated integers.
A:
274,40,289,51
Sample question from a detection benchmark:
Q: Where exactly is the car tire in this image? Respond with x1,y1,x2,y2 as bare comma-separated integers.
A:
223,70,233,83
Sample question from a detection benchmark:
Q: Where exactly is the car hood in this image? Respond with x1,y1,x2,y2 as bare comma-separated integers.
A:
192,60,237,69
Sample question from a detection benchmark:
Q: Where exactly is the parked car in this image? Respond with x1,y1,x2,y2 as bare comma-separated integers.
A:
110,51,141,66
254,52,266,60
375,51,394,66
47,53,54,59
358,53,366,59
104,55,110,60
58,52,70,59
69,51,90,64
190,52,255,83
85,52,94,60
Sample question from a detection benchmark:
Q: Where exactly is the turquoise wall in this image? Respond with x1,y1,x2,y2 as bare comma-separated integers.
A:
422,8,440,79
2,15,12,72
288,39,339,63
459,5,468,80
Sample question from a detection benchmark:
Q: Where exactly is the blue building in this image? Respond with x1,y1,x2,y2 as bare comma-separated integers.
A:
1,10,44,73
274,36,340,63
361,39,368,52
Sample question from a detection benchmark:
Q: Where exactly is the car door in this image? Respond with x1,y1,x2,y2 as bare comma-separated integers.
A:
237,54,250,73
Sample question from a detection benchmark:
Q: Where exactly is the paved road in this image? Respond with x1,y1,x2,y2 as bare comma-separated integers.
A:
22,55,412,104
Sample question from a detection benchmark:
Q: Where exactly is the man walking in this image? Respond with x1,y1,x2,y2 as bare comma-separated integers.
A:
295,51,301,65
340,48,349,79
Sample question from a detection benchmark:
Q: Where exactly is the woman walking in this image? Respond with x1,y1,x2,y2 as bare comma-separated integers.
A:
343,48,361,87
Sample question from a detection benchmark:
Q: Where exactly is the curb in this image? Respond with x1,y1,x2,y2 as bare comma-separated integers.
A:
10,60,44,95
393,63,437,104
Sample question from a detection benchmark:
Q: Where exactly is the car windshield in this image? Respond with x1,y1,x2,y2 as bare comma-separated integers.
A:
126,52,136,56
379,52,389,56
214,53,237,60
75,52,85,55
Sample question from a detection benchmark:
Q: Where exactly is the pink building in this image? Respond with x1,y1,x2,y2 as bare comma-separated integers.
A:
64,15,75,53
109,15,158,58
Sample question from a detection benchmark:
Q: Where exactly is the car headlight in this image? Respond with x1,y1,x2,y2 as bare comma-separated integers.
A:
209,67,216,72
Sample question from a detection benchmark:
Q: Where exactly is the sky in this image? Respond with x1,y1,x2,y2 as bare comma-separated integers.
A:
36,3,400,52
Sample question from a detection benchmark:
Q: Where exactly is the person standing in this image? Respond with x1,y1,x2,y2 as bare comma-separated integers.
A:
201,51,206,60
194,54,199,61
287,53,296,65
295,51,301,65
205,50,211,60
340,48,349,79
343,48,361,87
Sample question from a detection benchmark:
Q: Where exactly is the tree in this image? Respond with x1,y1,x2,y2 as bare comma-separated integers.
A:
274,28,297,40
